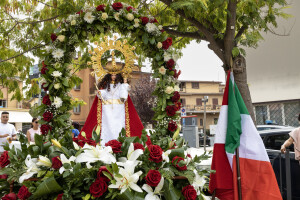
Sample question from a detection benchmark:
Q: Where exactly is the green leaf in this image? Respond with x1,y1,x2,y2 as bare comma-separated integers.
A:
142,33,148,45
169,148,185,161
232,47,240,57
29,177,62,199
102,171,112,181
162,179,181,200
34,134,43,148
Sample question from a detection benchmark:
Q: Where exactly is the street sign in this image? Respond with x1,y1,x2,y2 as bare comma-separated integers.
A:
181,107,186,117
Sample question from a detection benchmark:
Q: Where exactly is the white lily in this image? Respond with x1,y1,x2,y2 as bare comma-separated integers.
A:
59,154,76,174
142,177,164,200
117,143,143,166
19,155,40,183
73,141,80,150
36,155,52,167
109,161,143,194
162,150,171,162
75,144,116,164
192,169,206,195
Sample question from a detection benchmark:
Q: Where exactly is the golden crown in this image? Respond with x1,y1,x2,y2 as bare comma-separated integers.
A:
88,36,137,82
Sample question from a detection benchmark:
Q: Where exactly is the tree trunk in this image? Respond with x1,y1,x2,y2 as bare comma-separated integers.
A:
232,55,256,123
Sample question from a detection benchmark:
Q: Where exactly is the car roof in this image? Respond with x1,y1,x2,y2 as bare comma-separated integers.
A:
258,128,295,136
257,125,294,128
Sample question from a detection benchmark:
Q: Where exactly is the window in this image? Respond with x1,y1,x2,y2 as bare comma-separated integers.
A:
0,100,7,108
74,84,81,90
264,134,293,151
181,98,186,106
212,98,218,109
214,118,218,125
179,82,185,91
192,82,199,89
200,119,203,126
73,105,81,114
196,98,202,106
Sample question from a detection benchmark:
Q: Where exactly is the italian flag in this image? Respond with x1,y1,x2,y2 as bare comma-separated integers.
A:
209,71,282,200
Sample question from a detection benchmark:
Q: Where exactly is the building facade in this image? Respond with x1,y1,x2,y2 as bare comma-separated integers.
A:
179,80,224,132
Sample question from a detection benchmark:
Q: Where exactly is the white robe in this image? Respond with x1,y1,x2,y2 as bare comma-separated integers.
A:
97,83,130,145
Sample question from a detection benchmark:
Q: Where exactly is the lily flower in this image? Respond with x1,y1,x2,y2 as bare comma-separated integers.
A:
162,150,171,162
75,144,116,164
59,154,76,174
19,155,40,183
142,177,164,200
117,143,143,166
109,161,143,194
36,155,52,167
192,169,206,195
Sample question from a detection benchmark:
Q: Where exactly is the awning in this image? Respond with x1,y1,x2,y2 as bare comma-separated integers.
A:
6,111,33,123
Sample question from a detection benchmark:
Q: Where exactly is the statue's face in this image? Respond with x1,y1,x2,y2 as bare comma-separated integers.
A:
111,74,116,81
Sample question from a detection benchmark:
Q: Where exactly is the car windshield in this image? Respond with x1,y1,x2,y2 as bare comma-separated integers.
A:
263,133,294,151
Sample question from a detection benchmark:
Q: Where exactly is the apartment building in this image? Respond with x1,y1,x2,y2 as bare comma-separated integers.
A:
179,80,224,132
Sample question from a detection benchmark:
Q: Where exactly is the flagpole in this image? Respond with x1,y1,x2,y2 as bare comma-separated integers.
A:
236,148,242,200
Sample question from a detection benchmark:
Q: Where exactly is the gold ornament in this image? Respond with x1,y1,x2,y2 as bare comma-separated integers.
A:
89,37,137,82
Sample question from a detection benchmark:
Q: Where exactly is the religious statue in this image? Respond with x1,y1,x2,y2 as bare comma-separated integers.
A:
79,37,144,144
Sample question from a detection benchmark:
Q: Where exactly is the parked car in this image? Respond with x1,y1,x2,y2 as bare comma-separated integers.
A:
259,128,300,200
257,124,294,131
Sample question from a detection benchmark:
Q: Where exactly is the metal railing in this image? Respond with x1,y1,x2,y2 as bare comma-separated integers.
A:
185,104,221,112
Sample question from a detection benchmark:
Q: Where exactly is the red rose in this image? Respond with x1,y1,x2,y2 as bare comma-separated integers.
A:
182,185,197,200
140,17,149,25
146,135,152,146
89,178,108,198
187,154,192,158
133,143,145,151
96,4,105,11
150,18,158,23
76,10,83,15
174,69,181,79
165,105,177,116
85,139,96,147
112,2,123,11
168,121,177,132
175,102,182,111
148,145,163,163
51,33,57,42
97,166,112,182
172,156,187,171
172,91,180,103
162,37,173,50
41,67,48,75
2,193,17,200
17,185,32,200
0,174,8,179
145,170,161,187
40,124,52,135
126,6,134,12
105,140,122,153
42,95,51,106
166,59,175,70
0,151,10,168
42,61,47,67
51,156,62,169
43,111,53,122
56,193,63,200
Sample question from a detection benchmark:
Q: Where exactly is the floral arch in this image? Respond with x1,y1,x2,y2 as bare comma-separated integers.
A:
0,2,209,200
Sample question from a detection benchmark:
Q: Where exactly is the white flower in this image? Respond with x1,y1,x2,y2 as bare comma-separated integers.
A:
83,5,95,12
114,13,120,21
52,49,64,59
162,150,171,162
101,12,108,20
126,13,134,21
158,66,166,75
52,71,62,78
39,77,46,85
109,161,143,194
165,86,174,94
54,83,61,89
19,155,39,183
84,12,95,24
71,20,76,25
134,18,140,23
172,53,180,61
67,14,77,22
36,155,52,167
157,42,162,49
59,154,76,174
57,35,65,42
133,23,140,28
164,51,172,61
53,96,63,108
174,85,180,92
73,141,80,150
75,144,116,164
145,23,160,34
86,162,92,169
142,177,164,200
158,25,163,30
117,143,143,166
192,169,206,195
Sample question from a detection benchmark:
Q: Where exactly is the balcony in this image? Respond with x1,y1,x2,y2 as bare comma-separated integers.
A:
184,104,221,113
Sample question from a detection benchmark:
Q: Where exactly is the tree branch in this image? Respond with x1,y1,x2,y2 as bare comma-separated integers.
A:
163,27,207,40
5,11,60,25
0,43,47,63
235,24,248,40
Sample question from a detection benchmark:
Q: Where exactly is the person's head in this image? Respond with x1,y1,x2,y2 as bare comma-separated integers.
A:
1,112,9,124
31,118,39,128
72,122,80,130
98,73,124,91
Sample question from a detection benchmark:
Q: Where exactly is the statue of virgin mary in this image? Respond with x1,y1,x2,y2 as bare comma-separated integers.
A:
78,38,143,144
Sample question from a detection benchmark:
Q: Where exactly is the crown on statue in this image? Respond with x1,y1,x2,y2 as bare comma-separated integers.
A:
88,36,137,82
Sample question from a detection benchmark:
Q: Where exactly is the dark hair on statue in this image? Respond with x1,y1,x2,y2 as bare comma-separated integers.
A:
97,73,124,91
31,117,38,128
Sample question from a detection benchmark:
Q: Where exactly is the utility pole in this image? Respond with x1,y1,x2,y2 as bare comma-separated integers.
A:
202,96,208,151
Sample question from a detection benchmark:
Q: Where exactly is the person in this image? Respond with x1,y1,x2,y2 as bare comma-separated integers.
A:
281,113,300,161
26,118,41,143
0,112,16,154
79,73,143,145
71,122,80,138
